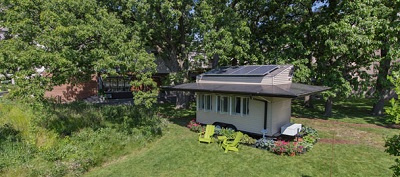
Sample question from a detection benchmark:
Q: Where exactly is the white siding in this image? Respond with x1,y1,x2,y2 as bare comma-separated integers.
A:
196,93,291,136
261,77,273,85
196,93,265,134
272,67,292,85
269,98,291,136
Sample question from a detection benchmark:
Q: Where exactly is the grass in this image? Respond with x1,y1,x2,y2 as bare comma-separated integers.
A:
84,101,399,177
0,100,164,176
292,98,388,126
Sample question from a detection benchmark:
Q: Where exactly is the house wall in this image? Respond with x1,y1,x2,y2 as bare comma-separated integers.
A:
44,76,98,103
195,93,292,136
196,93,265,134
269,97,291,136
272,67,292,85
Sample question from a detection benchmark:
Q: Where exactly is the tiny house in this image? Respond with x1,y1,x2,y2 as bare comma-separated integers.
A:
166,65,329,136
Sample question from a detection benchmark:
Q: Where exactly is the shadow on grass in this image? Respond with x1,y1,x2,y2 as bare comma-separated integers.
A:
155,103,196,127
291,98,389,126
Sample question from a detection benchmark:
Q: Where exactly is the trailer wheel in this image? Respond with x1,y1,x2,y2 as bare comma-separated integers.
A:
226,124,237,131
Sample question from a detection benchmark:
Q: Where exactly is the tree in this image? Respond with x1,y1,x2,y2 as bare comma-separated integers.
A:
0,0,157,107
194,0,254,68
311,0,381,116
122,0,196,109
371,0,400,116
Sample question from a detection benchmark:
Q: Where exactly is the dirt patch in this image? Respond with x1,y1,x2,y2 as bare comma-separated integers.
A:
293,117,393,149
318,138,359,145
297,118,389,129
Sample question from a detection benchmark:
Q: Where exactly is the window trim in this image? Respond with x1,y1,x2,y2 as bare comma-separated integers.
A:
204,94,212,111
218,95,230,114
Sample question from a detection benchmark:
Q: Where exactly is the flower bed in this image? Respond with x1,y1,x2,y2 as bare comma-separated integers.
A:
186,119,204,133
186,120,318,156
255,125,319,156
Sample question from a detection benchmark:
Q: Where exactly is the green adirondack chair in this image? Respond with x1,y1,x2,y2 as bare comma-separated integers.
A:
198,125,215,144
221,131,243,153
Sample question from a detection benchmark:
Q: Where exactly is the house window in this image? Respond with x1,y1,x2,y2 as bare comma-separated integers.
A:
233,96,250,116
198,94,212,111
243,97,249,115
198,94,204,110
218,96,230,113
103,77,132,92
204,94,212,111
235,97,241,114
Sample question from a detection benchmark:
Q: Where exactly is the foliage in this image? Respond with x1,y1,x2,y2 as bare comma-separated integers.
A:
385,134,400,156
255,138,275,150
255,125,319,156
300,126,319,138
270,141,304,156
371,0,400,115
216,127,236,139
240,134,256,145
386,71,400,124
186,119,203,133
0,100,163,176
385,134,400,176
302,135,317,145
0,0,157,106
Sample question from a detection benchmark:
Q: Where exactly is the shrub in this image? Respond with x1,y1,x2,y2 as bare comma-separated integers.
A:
386,71,400,124
0,100,164,176
255,138,275,150
240,134,256,145
385,134,400,176
300,126,318,137
217,128,236,139
303,135,317,144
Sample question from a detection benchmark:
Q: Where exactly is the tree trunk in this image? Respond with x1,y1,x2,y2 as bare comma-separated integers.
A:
324,97,333,117
304,95,314,108
212,54,220,69
175,91,190,109
372,48,390,116
372,99,385,116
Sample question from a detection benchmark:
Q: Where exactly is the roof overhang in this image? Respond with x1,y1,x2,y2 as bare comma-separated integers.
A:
162,83,330,98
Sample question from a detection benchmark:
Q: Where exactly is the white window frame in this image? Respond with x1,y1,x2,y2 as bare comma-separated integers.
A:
204,94,212,111
232,96,250,116
234,96,242,115
197,93,204,110
219,95,230,114
242,97,249,116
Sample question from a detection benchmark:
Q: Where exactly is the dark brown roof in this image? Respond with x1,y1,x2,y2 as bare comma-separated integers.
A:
163,83,329,98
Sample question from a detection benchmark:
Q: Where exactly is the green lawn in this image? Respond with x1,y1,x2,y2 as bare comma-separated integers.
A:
84,101,398,177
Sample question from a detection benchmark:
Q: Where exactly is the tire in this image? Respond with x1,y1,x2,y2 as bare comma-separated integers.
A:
226,124,237,131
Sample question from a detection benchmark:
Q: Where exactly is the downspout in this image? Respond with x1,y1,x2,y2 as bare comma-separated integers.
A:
264,101,268,130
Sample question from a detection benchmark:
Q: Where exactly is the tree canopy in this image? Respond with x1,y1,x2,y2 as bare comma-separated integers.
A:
1,0,399,114
0,0,157,107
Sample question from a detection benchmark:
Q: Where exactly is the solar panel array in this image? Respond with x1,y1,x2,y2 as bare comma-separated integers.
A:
206,65,278,76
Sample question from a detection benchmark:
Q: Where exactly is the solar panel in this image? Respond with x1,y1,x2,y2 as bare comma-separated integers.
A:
230,66,261,75
205,65,278,76
247,65,278,75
